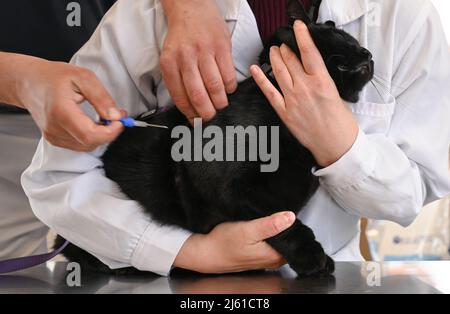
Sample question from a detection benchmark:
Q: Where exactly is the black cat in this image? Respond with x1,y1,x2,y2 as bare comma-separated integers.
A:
56,1,374,277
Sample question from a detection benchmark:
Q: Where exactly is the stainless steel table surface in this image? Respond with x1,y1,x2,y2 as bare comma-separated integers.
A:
1,261,449,294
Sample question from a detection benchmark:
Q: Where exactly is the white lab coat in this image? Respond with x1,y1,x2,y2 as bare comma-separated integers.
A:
21,0,450,275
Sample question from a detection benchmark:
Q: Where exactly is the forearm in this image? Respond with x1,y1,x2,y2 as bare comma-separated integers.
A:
0,52,44,108
173,234,207,272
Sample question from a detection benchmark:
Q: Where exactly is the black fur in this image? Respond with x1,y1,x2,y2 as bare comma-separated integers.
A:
56,1,374,277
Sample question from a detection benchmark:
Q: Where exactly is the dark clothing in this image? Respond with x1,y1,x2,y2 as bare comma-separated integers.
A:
248,0,321,43
248,0,290,44
0,0,115,112
0,0,115,61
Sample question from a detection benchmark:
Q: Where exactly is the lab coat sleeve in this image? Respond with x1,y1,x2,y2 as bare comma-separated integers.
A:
21,1,192,276
313,6,450,227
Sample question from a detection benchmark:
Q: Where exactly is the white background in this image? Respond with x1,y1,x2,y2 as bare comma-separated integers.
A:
432,0,450,43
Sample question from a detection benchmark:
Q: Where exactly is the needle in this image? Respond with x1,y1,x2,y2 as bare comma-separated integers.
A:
133,120,169,129
101,117,168,129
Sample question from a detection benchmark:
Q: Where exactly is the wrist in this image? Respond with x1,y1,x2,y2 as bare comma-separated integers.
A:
173,233,210,272
161,0,201,21
313,124,359,168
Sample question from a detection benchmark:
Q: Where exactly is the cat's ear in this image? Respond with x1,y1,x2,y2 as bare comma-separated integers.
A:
287,0,312,26
260,27,301,65
275,27,301,56
325,20,336,27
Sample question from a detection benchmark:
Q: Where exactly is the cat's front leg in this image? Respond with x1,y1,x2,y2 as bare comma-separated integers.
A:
266,219,334,277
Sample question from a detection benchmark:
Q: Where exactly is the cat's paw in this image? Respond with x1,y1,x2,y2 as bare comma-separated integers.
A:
288,242,335,277
316,255,335,277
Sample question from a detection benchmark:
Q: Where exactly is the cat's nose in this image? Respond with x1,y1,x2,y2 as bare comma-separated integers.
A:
360,48,372,61
359,63,371,76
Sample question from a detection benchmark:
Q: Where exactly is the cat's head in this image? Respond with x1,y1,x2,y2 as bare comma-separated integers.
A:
260,0,374,103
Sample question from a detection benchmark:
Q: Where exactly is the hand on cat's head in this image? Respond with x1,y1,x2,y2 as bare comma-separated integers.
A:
251,20,361,167
260,0,374,103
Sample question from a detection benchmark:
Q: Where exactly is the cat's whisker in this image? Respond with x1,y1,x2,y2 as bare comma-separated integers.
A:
371,78,390,92
372,74,408,91
371,76,390,90
371,76,400,96
372,73,390,84
369,80,386,102
370,79,409,108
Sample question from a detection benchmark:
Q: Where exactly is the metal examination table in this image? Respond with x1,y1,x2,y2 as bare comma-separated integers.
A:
1,261,449,294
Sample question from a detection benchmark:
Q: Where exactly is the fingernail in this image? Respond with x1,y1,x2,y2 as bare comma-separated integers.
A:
107,108,122,120
280,44,289,53
273,212,296,231
119,109,128,118
226,79,238,94
215,102,228,110
226,85,237,94
109,121,124,130
284,212,296,224
294,20,305,28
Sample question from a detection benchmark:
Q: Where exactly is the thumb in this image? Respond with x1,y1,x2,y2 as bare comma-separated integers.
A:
75,69,122,121
244,211,296,243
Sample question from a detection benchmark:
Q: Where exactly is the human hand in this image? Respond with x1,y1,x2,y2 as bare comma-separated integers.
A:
173,212,297,274
251,21,359,167
160,0,237,123
14,55,126,151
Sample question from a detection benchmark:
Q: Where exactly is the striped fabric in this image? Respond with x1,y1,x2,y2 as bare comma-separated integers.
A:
248,0,311,43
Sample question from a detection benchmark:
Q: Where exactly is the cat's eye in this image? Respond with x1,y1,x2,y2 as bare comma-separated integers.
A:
337,65,350,72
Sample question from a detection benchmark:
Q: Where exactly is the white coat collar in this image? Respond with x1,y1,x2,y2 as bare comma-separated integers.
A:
219,0,372,25
317,0,371,26
216,0,241,21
